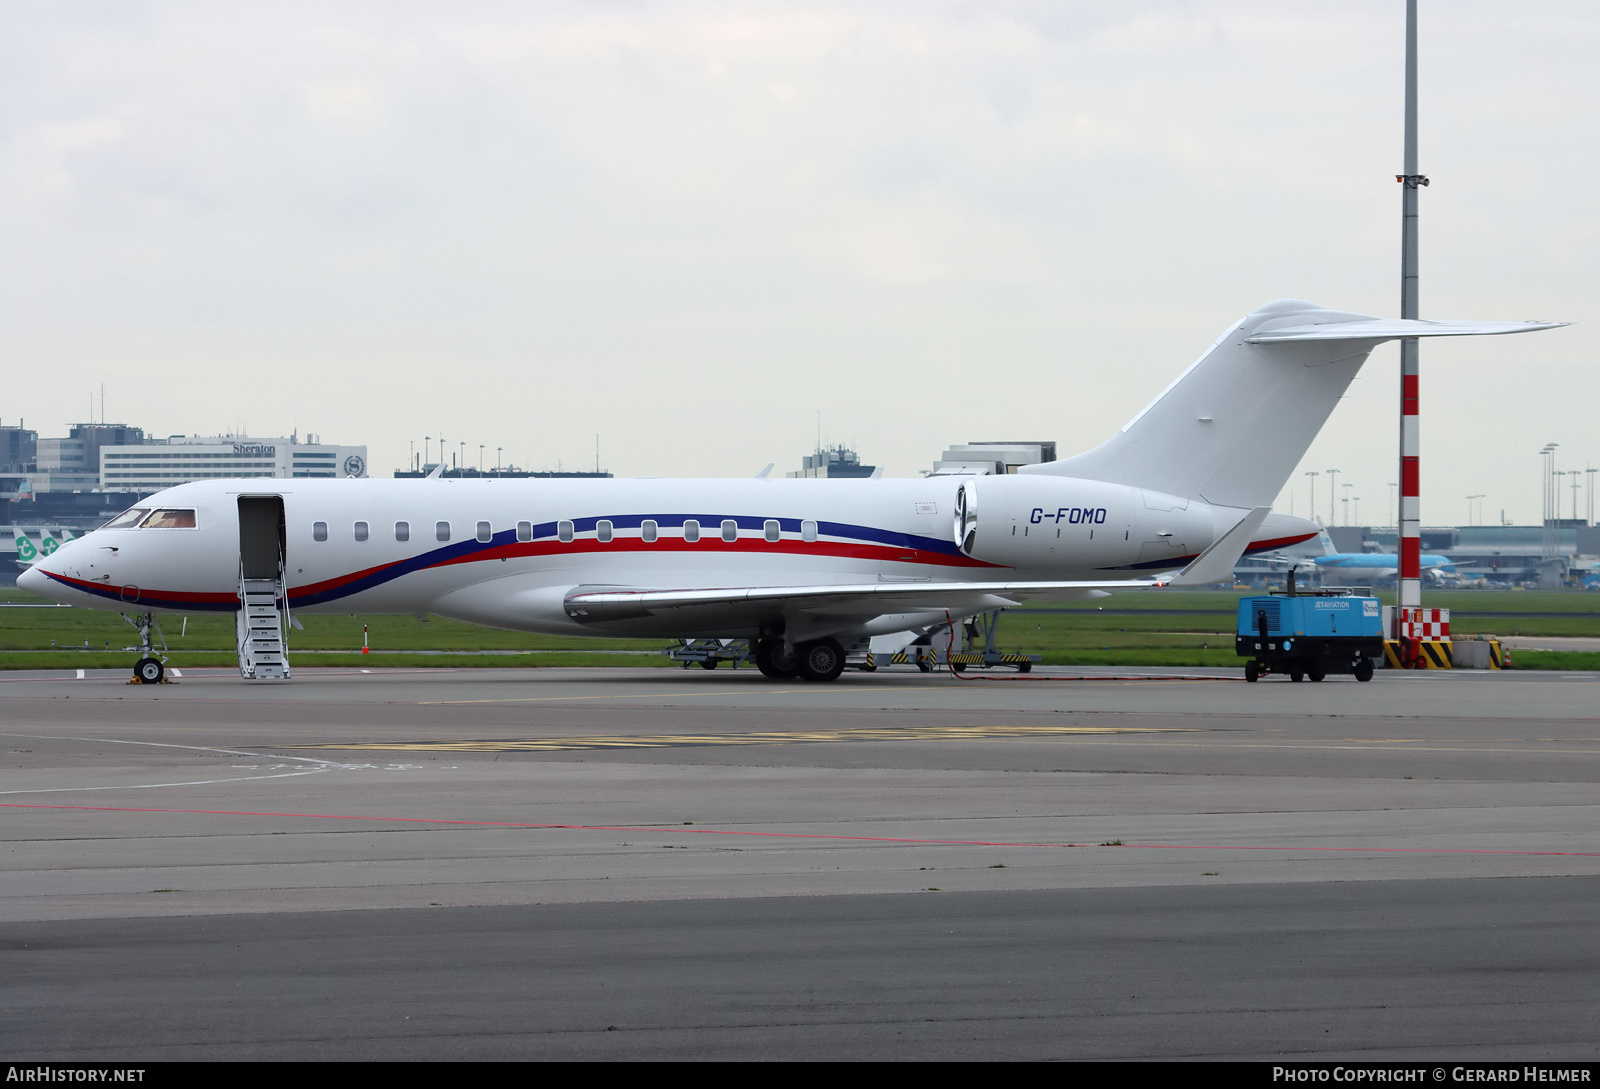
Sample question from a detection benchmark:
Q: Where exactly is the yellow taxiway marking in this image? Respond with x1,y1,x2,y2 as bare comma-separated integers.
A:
292,724,1192,753
414,678,1222,706
417,689,809,705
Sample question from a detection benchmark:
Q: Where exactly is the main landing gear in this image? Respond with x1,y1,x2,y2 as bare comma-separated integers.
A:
755,637,846,682
121,611,168,684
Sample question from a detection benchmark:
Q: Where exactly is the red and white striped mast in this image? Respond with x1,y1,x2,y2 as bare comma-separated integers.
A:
1395,0,1427,637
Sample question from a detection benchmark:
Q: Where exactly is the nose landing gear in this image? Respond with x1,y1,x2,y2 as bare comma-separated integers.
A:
121,611,170,684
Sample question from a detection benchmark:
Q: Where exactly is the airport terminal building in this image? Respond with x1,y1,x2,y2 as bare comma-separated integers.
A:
99,435,368,490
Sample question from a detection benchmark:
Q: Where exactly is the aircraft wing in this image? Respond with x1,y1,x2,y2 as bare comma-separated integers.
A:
563,578,1152,624
563,506,1268,625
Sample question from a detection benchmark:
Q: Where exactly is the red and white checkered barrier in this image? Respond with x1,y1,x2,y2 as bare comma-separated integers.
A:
1396,607,1450,640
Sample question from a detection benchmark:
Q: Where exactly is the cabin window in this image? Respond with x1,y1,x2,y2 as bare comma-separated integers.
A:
801,520,818,542
721,520,738,542
764,519,781,543
312,521,328,542
597,519,613,543
683,520,700,543
516,521,532,543
140,509,197,529
436,521,451,542
641,520,658,543
395,521,410,542
558,520,574,543
102,508,149,529
476,521,492,543
353,521,369,542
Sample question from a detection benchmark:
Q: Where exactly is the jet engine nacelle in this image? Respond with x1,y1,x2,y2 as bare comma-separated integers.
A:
952,474,1220,575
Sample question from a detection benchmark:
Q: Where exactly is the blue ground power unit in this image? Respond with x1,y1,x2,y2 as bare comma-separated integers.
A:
1235,583,1384,684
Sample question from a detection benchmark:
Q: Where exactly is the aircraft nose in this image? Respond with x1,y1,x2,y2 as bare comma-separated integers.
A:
17,562,50,596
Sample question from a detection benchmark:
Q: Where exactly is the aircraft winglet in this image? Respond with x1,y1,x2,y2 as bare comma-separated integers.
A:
1164,507,1272,587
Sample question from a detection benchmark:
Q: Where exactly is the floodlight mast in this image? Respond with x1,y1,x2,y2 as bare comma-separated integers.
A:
1395,0,1428,635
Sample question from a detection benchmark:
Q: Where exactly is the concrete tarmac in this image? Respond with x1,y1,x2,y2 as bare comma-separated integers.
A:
3,665,1599,1059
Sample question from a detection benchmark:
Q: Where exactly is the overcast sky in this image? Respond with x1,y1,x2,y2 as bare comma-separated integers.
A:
1,1,1593,525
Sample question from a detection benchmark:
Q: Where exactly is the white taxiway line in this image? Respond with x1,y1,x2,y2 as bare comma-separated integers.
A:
0,734,370,796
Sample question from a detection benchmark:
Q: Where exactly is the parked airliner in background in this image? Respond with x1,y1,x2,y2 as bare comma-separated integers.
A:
1268,522,1457,585
20,300,1562,683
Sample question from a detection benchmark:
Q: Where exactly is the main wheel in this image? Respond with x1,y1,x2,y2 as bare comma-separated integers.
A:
795,638,846,682
1245,661,1260,683
134,657,164,684
754,638,798,679
1354,659,1375,683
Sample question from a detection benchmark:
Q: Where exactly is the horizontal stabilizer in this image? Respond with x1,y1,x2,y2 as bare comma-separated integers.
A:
1247,318,1566,343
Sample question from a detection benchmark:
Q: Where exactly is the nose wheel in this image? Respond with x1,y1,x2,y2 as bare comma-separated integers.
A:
121,611,170,684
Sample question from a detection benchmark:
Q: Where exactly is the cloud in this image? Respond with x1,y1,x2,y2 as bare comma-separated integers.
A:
0,1,1593,521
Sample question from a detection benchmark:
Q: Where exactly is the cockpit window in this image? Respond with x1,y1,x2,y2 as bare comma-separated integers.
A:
140,509,198,529
102,508,150,529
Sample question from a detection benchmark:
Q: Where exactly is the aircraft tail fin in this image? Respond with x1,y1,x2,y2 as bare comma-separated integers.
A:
1022,300,1564,509
1315,518,1335,556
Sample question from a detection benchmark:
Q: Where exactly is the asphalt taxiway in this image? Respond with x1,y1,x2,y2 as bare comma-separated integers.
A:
3,665,1598,1059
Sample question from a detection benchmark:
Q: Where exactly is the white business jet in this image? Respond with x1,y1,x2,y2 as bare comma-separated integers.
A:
20,300,1561,683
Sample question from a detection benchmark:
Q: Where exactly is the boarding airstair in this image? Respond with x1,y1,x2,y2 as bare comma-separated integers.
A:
235,494,292,681
237,573,291,680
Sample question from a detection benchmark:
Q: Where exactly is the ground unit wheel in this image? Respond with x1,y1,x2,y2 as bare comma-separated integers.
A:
699,658,718,670
1245,661,1260,683
1289,670,1304,683
134,657,163,684
795,638,846,682
916,660,932,673
1308,666,1326,682
1016,662,1032,674
1354,659,1375,683
754,638,798,679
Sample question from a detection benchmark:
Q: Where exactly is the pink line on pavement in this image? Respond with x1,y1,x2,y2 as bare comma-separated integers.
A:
5,802,1599,856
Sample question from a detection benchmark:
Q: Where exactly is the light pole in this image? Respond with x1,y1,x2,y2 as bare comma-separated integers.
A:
1326,469,1341,525
1394,0,1428,628
1305,471,1320,523
1352,496,1361,525
1541,444,1559,566
1466,494,1484,527
424,436,431,466
496,447,503,472
1388,483,1397,531
1588,467,1597,526
479,444,485,473
1341,482,1353,527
